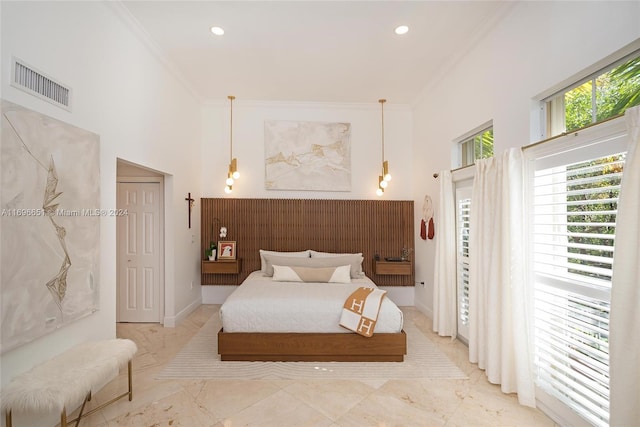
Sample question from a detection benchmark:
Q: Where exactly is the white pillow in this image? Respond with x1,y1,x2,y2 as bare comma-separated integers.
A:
262,253,363,278
259,249,310,273
272,265,351,284
309,251,364,277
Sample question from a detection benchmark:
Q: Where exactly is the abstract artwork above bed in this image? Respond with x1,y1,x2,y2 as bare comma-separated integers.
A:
264,120,351,191
1,100,100,353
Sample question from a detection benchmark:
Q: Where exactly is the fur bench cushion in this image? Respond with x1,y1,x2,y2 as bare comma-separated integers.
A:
1,338,137,413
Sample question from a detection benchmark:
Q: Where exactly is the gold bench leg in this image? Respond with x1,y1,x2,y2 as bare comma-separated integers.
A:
73,392,92,427
61,406,67,427
6,409,12,427
66,359,134,425
128,360,133,401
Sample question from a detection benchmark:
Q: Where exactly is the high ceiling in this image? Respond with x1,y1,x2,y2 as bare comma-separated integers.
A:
120,1,512,104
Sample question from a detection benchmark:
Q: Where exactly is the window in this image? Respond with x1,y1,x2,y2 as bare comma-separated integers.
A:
527,118,628,427
545,53,640,138
459,126,494,167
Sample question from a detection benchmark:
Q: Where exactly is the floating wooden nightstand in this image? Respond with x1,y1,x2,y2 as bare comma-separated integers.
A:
373,260,412,276
202,259,242,274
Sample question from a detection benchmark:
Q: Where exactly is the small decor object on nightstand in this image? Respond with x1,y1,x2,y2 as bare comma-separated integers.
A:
218,241,236,260
205,242,217,261
401,247,413,261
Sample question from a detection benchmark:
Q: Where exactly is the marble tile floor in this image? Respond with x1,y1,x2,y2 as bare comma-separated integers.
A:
61,305,557,427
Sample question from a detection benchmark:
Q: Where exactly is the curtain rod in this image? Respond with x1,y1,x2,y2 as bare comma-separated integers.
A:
433,113,624,178
432,163,473,178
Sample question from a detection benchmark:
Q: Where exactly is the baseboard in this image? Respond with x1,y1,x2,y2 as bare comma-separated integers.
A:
414,300,433,319
163,296,201,327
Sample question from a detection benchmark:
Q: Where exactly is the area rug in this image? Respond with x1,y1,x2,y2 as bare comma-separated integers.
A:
156,310,467,380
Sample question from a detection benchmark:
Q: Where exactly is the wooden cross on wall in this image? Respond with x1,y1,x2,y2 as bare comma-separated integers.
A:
185,192,195,228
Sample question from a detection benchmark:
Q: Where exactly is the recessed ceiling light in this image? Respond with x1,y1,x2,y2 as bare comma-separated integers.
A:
394,25,409,35
210,26,225,36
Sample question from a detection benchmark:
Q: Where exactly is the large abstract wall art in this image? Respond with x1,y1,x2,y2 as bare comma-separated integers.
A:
265,120,351,191
1,100,100,353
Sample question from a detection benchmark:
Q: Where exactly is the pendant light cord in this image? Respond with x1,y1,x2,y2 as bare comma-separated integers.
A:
228,95,235,162
379,99,386,165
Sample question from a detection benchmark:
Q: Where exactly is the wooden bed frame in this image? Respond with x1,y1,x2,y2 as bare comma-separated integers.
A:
218,329,407,362
205,198,413,362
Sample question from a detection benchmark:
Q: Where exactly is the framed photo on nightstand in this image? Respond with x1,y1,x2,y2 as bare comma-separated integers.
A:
218,241,236,260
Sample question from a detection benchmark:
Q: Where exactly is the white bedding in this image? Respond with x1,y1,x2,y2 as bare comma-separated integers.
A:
220,271,404,333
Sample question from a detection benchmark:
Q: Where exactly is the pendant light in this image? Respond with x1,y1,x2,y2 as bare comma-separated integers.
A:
224,95,240,194
376,99,392,197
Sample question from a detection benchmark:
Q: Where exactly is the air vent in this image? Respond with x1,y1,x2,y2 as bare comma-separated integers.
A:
11,57,72,111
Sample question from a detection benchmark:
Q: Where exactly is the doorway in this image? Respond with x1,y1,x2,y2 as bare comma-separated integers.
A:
116,162,164,323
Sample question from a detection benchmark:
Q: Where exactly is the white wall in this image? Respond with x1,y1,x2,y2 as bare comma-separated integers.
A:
0,1,202,404
412,1,640,316
201,101,413,200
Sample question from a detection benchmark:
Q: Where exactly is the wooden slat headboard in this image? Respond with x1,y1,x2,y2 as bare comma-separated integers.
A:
201,198,415,286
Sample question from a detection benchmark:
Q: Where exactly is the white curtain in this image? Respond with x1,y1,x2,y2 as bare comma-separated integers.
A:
468,148,536,407
433,170,457,337
610,105,640,425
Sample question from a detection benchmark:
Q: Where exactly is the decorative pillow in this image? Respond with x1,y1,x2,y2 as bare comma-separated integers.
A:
309,251,364,277
259,249,310,273
272,265,351,284
263,254,363,278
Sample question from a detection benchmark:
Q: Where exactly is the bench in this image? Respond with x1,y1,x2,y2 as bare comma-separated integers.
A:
1,338,137,427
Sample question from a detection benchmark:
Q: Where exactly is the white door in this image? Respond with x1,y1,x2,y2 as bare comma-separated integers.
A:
117,182,161,322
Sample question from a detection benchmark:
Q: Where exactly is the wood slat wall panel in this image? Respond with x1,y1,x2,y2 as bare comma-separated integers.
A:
201,198,414,286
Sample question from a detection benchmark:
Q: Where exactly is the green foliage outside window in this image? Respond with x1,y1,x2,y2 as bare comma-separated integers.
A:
475,129,494,160
565,56,640,132
461,128,494,166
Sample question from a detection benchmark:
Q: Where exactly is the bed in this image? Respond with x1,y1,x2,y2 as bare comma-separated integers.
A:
218,251,407,362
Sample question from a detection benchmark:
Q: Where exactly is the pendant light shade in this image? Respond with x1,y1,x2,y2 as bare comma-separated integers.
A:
383,160,392,182
231,158,240,179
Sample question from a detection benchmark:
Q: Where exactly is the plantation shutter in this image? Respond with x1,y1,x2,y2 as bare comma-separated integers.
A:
455,185,472,341
527,117,628,427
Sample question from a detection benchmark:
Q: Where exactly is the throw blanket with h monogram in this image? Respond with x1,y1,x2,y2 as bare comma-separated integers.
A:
339,287,387,337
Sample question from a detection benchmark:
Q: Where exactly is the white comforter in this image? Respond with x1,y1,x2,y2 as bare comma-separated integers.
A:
220,271,404,333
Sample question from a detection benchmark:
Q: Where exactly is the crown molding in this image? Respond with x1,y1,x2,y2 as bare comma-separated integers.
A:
105,1,203,104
